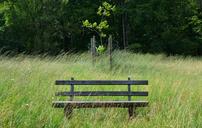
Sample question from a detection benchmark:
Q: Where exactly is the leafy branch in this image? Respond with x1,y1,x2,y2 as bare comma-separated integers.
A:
82,1,115,46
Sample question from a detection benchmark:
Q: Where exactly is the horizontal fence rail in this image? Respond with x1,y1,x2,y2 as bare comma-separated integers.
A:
55,80,148,85
55,91,148,96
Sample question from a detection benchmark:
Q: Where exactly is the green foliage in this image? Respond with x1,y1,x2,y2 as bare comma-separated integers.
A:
126,0,202,55
189,15,202,36
97,1,116,16
0,0,69,53
82,1,115,45
82,19,109,33
96,45,106,54
128,43,142,52
0,0,202,56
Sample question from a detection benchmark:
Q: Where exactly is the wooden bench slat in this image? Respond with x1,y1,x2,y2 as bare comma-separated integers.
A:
55,80,148,85
52,101,149,108
55,91,148,96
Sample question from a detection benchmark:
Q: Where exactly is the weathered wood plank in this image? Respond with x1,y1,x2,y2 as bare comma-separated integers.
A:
55,91,148,96
52,101,148,108
55,80,148,85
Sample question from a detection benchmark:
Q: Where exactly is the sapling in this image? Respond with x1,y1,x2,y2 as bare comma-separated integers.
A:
82,1,115,54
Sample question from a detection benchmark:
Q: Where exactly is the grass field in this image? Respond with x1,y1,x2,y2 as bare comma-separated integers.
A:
0,51,202,128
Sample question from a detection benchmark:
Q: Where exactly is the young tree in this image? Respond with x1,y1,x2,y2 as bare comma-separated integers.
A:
82,1,115,53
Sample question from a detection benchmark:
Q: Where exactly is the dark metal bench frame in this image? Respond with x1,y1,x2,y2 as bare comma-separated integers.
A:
52,77,149,118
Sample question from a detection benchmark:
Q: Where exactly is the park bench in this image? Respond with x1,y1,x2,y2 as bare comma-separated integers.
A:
52,77,149,118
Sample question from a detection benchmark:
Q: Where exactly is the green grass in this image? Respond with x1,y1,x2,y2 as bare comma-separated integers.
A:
0,51,202,128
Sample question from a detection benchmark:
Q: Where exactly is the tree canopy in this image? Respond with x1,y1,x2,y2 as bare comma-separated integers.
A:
0,0,201,55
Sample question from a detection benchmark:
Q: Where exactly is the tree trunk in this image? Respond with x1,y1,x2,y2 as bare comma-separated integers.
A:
198,0,202,9
125,12,129,49
122,13,126,49
122,1,128,49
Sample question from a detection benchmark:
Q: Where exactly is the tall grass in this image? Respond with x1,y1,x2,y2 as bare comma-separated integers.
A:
0,51,202,128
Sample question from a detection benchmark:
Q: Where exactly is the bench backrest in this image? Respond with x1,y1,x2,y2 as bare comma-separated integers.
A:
55,77,148,101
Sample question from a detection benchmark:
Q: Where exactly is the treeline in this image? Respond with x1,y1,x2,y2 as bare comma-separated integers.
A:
0,0,202,56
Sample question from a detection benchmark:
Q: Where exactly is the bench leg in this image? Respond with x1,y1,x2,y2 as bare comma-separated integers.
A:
128,106,133,118
64,105,73,119
128,106,137,118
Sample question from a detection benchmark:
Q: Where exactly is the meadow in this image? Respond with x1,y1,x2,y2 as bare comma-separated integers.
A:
0,51,202,128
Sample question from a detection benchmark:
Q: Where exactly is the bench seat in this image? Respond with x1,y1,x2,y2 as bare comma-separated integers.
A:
52,101,148,108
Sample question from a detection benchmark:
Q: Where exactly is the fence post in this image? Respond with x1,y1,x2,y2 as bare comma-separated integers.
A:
91,36,96,66
108,35,112,70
